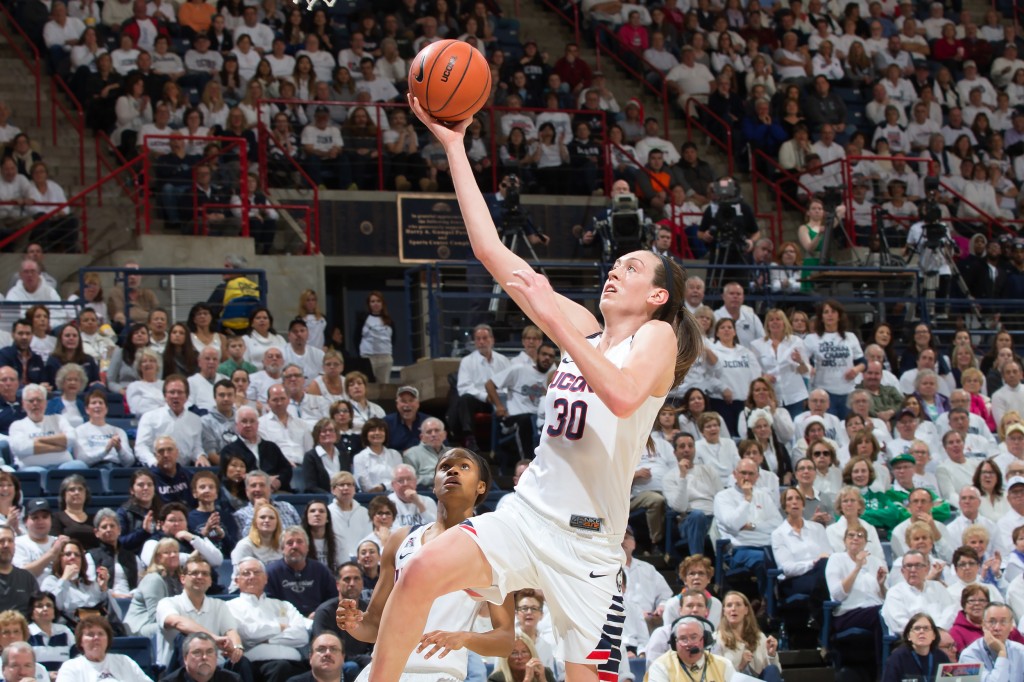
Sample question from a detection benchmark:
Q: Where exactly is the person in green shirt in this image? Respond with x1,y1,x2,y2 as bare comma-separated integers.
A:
218,335,258,376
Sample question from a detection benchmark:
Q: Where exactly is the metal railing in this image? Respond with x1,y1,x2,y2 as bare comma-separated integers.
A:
404,260,608,359
139,133,249,236
256,97,614,194
685,97,734,176
593,23,669,138
0,153,142,253
80,266,268,326
94,131,143,229
0,3,41,125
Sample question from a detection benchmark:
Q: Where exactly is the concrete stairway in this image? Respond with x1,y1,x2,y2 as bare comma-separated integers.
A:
0,44,144,259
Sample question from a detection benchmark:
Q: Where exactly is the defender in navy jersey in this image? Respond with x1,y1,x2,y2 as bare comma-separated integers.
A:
363,95,704,682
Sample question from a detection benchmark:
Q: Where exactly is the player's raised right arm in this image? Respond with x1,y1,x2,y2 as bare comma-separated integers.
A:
408,95,600,340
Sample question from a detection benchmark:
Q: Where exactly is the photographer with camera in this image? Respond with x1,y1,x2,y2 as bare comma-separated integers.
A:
905,179,959,318
579,178,654,262
698,177,760,291
486,174,550,247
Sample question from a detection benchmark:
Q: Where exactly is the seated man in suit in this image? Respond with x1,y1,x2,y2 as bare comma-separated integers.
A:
220,406,292,492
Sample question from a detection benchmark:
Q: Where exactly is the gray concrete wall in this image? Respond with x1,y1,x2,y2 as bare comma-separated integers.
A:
0,235,325,326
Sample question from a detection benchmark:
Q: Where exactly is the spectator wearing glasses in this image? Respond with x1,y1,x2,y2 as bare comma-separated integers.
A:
949,584,1024,655
162,632,242,682
155,555,246,674
881,613,949,682
226,558,310,682
959,603,1024,681
881,549,957,633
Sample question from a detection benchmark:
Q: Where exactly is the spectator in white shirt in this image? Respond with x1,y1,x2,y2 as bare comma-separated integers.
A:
74,390,134,467
771,487,832,616
43,2,86,72
226,557,310,682
713,458,784,594
8,384,85,472
237,6,273,54
282,318,324,380
824,520,888,649
6,259,61,305
630,433,676,548
352,417,401,493
133,375,206,467
187,347,228,412
882,549,958,633
450,324,510,451
666,46,715,112
248,347,285,403
992,362,1024,424
258,384,313,484
712,282,764,347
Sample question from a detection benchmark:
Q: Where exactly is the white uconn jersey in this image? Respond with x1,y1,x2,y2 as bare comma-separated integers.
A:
516,333,664,539
394,524,479,678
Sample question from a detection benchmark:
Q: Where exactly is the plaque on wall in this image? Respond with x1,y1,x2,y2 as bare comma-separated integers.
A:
397,194,471,263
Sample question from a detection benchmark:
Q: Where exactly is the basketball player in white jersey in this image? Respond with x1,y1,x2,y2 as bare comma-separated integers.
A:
337,448,515,681
361,95,704,682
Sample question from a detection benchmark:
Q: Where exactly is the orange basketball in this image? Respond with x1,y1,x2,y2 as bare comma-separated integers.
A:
408,40,492,123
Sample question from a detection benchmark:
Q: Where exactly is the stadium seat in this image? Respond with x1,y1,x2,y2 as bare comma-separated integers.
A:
109,637,156,676
46,468,103,496
13,471,44,498
106,467,138,495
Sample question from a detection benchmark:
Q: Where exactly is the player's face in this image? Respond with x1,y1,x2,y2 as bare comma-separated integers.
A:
600,251,664,317
434,452,485,504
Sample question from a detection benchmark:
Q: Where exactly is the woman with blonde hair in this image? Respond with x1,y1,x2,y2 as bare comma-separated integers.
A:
123,537,182,636
229,502,283,589
960,367,995,430
827,481,884,557
199,79,229,131
489,632,556,682
307,351,347,401
750,308,808,419
1,609,51,682
126,348,164,415
297,289,326,349
713,591,781,681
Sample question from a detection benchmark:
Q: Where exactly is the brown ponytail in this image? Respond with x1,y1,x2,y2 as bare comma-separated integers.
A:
655,257,705,387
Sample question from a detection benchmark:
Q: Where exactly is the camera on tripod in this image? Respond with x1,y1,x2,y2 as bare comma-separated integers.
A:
501,174,521,214
710,177,748,249
594,191,649,261
919,177,947,249
820,185,844,213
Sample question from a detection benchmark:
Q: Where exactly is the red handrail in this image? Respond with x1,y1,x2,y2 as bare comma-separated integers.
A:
592,24,670,139
94,131,143,237
684,97,734,176
0,155,142,252
258,97,615,194
50,76,86,185
0,3,41,125
938,179,1022,237
137,133,250,236
253,119,320,250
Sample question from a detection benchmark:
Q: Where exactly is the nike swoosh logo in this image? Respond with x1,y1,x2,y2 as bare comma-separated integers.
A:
414,56,425,83
589,571,606,579
398,552,412,561
561,357,575,364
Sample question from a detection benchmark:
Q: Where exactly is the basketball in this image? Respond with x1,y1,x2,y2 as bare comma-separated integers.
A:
408,40,492,123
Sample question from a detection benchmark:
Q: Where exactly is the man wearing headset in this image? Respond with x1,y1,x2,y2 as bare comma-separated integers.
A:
646,616,737,682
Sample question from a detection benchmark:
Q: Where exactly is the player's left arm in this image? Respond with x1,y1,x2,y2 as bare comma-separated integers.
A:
415,593,516,659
